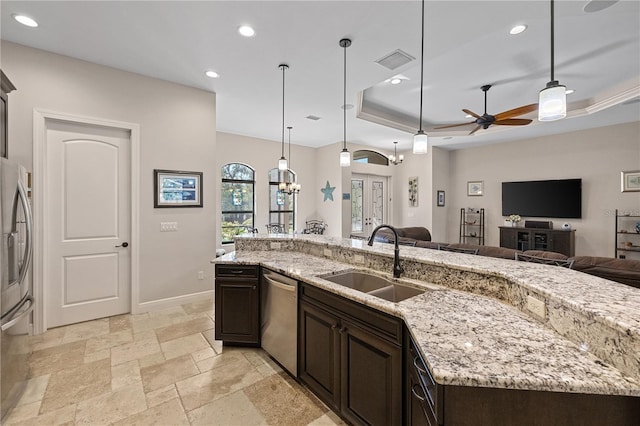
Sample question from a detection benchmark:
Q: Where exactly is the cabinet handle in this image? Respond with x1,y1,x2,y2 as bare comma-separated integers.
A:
339,326,348,334
413,357,428,375
229,270,245,274
331,324,339,330
252,285,257,290
411,384,427,402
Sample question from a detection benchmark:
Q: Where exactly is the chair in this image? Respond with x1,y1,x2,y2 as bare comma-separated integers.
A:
349,234,368,241
438,244,479,255
265,223,286,234
302,220,327,235
398,240,417,247
515,252,575,268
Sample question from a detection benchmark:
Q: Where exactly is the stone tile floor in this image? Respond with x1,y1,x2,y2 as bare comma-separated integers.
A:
5,298,345,425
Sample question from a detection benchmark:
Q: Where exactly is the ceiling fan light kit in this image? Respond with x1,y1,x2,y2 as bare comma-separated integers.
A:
339,38,352,167
413,0,428,155
538,0,567,122
278,64,289,171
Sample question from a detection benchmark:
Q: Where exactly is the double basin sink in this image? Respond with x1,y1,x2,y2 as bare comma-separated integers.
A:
320,271,426,302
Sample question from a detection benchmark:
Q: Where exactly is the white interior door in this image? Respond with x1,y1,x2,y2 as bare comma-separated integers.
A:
45,119,131,328
351,174,387,238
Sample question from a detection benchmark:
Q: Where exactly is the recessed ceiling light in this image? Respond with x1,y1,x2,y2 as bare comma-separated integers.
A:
238,25,255,37
13,14,38,27
584,1,619,13
565,89,575,95
390,78,402,85
444,137,453,140
509,24,527,35
205,70,219,79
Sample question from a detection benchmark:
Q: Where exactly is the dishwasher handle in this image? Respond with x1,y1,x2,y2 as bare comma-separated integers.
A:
263,275,296,292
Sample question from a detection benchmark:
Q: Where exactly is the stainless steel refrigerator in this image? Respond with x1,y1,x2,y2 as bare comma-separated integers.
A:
0,157,34,422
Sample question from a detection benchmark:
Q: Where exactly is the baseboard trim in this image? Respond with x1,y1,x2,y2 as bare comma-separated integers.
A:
134,290,213,314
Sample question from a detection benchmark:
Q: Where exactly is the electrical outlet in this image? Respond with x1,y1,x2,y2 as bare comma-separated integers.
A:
197,271,204,280
354,254,364,264
160,222,178,232
323,248,332,257
527,295,546,318
270,242,282,250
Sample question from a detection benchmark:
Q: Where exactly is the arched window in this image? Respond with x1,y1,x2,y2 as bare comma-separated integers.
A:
353,149,389,165
221,163,255,244
268,168,296,233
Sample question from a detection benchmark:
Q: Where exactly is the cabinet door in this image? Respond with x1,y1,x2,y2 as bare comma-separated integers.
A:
340,320,402,426
214,279,259,344
407,368,437,426
499,227,517,249
549,231,574,257
299,300,341,411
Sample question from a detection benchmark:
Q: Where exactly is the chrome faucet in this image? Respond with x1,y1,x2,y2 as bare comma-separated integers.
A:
368,224,404,278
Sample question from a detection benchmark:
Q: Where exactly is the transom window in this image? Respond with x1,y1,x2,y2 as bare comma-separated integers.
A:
221,163,255,244
353,149,389,165
268,168,296,233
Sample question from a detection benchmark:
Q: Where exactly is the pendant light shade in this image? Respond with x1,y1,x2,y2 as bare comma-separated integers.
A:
339,38,351,167
413,0,428,154
278,64,289,170
538,0,567,121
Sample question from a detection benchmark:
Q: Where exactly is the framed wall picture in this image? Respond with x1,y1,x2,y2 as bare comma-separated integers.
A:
409,176,419,207
154,169,203,207
467,180,484,196
621,170,640,192
437,190,445,207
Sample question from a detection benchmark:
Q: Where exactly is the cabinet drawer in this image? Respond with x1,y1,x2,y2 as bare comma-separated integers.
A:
215,264,259,279
301,283,402,346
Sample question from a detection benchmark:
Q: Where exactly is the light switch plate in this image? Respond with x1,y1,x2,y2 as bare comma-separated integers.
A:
354,254,365,264
160,222,178,232
323,248,332,257
527,295,546,318
270,242,281,250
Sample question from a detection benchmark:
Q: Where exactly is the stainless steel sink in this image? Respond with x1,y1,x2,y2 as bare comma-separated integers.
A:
368,284,425,302
322,271,392,292
321,271,426,302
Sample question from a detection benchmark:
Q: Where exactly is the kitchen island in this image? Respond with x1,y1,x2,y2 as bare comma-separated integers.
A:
214,234,640,424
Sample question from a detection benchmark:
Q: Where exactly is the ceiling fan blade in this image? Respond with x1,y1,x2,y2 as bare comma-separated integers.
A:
469,125,482,135
494,103,538,121
434,121,475,129
494,118,533,126
462,109,482,120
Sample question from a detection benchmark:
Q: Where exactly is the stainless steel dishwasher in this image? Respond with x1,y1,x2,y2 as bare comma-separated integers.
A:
261,269,298,376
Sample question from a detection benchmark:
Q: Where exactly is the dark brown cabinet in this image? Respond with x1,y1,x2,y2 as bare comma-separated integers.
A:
499,226,575,257
299,283,403,426
214,264,260,345
1,70,16,159
405,330,442,426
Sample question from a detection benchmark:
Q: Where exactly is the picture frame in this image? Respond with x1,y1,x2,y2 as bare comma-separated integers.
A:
409,176,419,207
154,169,203,208
437,190,445,207
621,170,640,192
467,180,483,196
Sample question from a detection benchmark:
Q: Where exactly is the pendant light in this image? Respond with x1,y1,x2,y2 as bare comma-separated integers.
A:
279,126,301,194
278,64,289,170
538,0,566,121
339,38,351,167
413,0,428,155
389,141,404,165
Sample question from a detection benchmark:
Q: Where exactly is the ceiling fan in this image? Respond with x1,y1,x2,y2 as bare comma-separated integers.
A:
435,85,538,135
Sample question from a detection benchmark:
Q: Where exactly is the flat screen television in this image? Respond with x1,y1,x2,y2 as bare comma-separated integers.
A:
501,178,582,218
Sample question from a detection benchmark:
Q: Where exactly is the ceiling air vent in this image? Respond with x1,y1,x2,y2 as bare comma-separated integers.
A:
306,115,321,121
375,49,415,70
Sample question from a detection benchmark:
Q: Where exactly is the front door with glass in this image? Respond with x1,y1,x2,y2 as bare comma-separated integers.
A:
351,174,387,239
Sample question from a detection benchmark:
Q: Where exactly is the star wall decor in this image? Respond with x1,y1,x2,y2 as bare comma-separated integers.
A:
321,180,335,202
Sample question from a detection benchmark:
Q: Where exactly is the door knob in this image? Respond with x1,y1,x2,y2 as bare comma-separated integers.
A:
115,242,129,248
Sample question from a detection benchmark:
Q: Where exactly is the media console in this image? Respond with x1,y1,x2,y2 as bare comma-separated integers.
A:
499,226,575,257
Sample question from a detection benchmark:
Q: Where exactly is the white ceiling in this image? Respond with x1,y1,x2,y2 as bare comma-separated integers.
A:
1,1,639,154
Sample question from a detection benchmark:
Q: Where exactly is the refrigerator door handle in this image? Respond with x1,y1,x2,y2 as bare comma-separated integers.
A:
16,179,33,287
1,296,34,331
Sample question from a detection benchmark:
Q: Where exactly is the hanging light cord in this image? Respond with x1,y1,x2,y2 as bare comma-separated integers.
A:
281,65,286,158
418,0,425,132
550,0,555,82
343,42,347,150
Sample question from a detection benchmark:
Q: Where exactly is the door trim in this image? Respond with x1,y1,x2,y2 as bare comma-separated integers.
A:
33,109,140,334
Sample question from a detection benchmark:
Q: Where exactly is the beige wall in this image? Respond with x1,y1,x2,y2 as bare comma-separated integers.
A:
2,41,217,306
447,121,640,256
216,131,318,244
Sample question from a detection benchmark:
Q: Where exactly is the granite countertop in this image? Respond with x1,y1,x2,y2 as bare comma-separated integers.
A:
213,235,640,397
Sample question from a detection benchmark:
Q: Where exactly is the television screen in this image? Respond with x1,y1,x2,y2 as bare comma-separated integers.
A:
501,179,582,218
